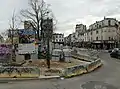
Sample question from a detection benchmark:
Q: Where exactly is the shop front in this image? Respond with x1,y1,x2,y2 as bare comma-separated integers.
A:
92,40,115,50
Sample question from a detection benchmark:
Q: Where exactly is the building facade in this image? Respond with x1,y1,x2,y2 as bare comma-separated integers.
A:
65,17,119,49
86,17,118,49
74,24,87,47
52,33,64,49
64,34,72,46
52,33,64,44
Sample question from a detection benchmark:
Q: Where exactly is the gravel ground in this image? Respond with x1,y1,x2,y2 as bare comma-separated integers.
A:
23,58,88,76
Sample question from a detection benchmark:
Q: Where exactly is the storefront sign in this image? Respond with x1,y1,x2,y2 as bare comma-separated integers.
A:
19,29,36,35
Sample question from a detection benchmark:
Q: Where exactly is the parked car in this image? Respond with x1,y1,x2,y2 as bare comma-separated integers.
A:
108,48,120,53
108,49,113,53
110,48,120,59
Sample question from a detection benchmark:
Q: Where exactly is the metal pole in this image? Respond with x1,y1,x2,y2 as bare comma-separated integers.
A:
11,29,13,62
46,37,50,68
11,29,16,62
46,18,51,69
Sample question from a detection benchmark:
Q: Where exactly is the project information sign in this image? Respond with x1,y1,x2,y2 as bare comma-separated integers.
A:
18,44,36,54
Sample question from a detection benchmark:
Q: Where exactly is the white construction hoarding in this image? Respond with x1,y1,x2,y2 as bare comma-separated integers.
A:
18,44,36,54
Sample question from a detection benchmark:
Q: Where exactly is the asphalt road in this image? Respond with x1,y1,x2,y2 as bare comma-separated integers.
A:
0,52,120,89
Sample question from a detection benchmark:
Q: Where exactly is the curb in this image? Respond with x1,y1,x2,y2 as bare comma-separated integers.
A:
0,76,60,83
0,78,38,83
63,63,103,78
72,55,92,62
38,76,60,80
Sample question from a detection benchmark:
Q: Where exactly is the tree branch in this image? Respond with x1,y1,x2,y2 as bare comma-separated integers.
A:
21,10,37,25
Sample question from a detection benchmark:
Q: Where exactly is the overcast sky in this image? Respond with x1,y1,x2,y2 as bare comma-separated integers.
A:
0,0,120,36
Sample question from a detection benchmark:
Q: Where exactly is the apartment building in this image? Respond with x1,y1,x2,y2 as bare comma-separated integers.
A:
52,33,64,44
75,24,87,42
66,17,119,49
64,34,72,46
86,17,118,49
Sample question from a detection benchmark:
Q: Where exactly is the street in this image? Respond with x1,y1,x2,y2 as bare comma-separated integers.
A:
0,51,120,89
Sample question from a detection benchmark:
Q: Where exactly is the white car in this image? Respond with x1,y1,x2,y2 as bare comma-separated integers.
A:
112,48,120,52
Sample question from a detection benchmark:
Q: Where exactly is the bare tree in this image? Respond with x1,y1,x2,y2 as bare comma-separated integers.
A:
20,0,51,39
0,11,19,43
8,10,19,62
20,0,56,68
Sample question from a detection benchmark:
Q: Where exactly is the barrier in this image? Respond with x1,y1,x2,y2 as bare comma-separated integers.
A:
86,59,102,72
0,66,40,78
72,55,92,62
63,65,87,78
63,58,103,78
62,49,103,78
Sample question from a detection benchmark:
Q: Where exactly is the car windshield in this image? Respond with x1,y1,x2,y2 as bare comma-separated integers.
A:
0,0,120,89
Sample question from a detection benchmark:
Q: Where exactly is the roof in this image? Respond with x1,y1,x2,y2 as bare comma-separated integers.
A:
89,17,117,28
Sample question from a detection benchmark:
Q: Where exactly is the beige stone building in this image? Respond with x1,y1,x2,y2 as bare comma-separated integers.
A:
66,17,119,49
79,17,118,49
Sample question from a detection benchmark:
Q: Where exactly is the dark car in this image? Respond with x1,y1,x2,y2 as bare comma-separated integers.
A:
108,49,113,53
110,48,120,59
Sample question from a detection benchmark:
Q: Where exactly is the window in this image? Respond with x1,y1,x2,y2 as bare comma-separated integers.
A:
109,37,111,40
96,37,98,40
108,20,111,26
56,39,58,42
56,35,58,38
59,35,61,38
91,32,92,35
59,39,61,42
95,25,97,27
96,30,99,34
